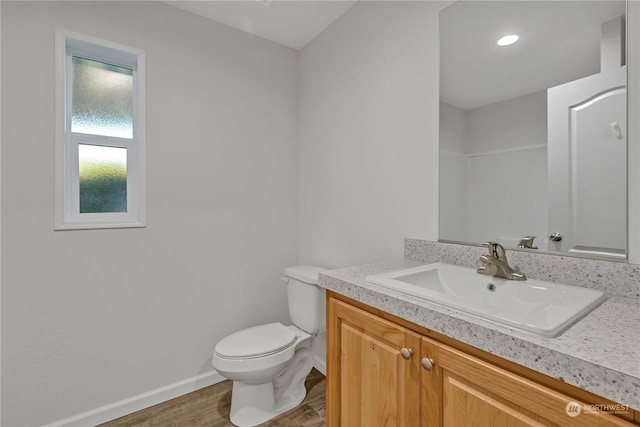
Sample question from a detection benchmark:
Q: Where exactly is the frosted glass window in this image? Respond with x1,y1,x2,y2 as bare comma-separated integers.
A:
56,30,145,229
72,56,133,139
79,145,127,213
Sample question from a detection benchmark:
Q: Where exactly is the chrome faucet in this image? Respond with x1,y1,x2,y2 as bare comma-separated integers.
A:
477,242,526,281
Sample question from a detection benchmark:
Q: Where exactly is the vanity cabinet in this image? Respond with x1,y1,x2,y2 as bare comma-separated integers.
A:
327,293,422,426
327,293,636,427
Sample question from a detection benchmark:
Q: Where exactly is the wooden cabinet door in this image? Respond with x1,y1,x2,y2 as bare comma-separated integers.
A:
421,336,632,427
327,298,422,427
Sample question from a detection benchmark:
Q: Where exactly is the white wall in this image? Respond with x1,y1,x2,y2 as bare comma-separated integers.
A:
1,2,298,426
466,90,547,155
465,91,548,247
439,102,467,241
440,101,466,154
466,147,548,248
439,91,548,247
297,1,445,269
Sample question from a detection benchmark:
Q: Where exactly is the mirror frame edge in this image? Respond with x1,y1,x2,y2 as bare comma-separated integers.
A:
627,0,640,265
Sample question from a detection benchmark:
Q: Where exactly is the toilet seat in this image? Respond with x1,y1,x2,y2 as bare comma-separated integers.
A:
212,324,310,378
214,322,297,360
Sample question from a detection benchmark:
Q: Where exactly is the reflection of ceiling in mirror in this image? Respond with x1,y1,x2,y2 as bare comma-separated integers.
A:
440,1,626,110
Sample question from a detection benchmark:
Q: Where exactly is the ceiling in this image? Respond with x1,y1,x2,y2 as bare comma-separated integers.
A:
166,1,626,110
440,1,626,110
166,0,356,50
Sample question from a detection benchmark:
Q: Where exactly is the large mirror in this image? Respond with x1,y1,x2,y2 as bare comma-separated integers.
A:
439,0,628,259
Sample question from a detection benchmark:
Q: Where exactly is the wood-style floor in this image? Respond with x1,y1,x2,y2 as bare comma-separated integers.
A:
99,368,326,427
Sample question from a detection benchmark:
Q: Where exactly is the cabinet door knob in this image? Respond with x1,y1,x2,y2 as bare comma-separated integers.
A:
400,348,413,360
421,357,434,371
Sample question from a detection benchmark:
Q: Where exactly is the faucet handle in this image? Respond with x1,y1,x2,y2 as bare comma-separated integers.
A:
518,236,538,249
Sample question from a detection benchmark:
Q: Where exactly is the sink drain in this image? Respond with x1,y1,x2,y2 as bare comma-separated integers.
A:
486,283,497,292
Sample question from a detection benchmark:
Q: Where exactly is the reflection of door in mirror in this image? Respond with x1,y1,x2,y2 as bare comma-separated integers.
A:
548,32,626,258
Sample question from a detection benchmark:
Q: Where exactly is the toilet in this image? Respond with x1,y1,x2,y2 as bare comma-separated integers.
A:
211,265,327,427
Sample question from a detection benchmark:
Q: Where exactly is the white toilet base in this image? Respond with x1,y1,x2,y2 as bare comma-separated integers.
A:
228,347,313,427
229,381,306,427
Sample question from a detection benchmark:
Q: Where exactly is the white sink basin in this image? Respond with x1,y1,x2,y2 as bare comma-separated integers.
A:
365,263,607,337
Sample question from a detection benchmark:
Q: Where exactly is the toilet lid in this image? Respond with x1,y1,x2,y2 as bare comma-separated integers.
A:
215,322,297,359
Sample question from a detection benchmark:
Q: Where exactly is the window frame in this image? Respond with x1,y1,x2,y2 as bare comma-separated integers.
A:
55,28,146,230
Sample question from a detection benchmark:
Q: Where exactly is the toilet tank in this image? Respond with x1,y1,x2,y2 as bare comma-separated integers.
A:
283,265,328,334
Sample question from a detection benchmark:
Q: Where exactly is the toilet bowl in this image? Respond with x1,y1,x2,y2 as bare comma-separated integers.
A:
211,265,327,427
212,323,310,384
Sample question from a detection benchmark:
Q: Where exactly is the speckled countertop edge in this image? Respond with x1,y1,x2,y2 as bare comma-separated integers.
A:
319,256,640,411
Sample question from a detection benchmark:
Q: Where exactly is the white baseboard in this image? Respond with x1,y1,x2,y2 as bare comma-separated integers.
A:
41,370,225,427
313,354,326,376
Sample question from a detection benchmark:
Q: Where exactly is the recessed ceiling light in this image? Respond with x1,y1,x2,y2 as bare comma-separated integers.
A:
497,35,519,46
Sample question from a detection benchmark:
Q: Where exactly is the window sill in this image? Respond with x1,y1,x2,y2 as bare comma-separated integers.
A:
54,220,146,231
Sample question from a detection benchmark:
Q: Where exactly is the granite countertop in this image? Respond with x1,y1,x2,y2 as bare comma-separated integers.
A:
319,258,640,411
